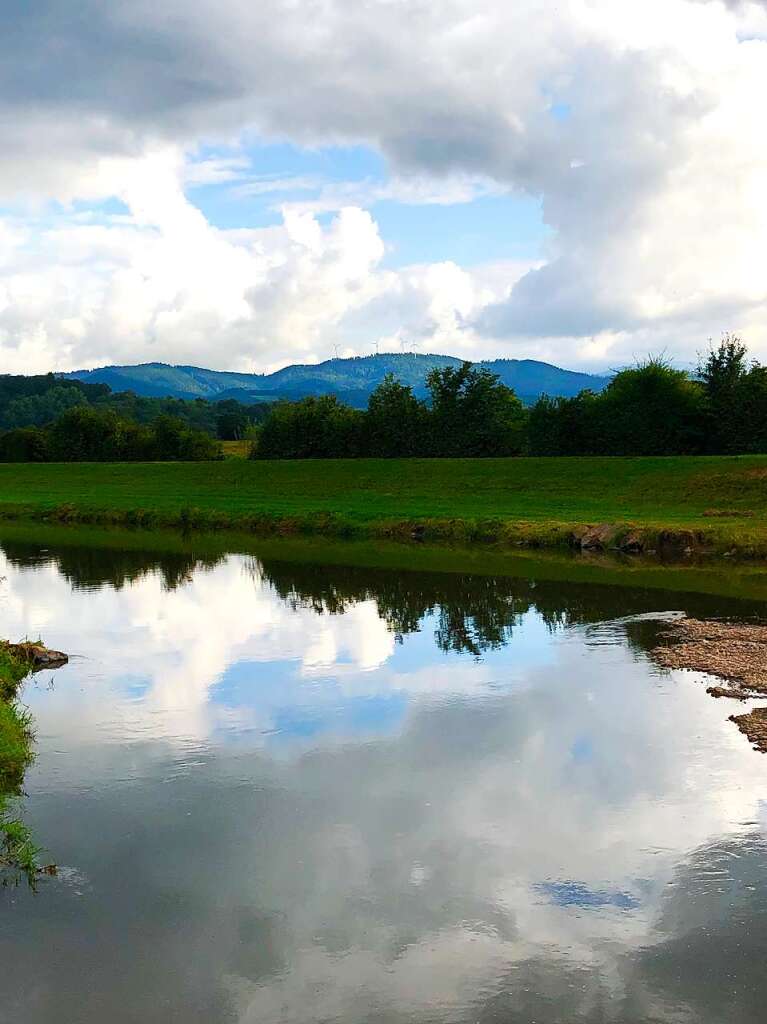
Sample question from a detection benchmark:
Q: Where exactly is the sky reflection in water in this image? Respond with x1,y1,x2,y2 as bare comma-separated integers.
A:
1,535,766,1024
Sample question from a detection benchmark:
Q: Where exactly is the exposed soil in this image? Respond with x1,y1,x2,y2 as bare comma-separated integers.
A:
729,708,767,753
6,642,68,670
652,618,767,695
707,685,752,701
573,524,706,556
651,617,767,753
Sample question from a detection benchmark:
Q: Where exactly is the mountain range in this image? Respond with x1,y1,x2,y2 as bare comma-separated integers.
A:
60,354,610,406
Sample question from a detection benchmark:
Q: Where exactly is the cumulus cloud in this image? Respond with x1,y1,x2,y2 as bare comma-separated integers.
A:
1,0,767,369
0,149,518,372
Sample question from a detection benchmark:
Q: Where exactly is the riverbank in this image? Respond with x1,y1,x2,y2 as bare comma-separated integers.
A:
0,644,33,787
652,619,767,754
1,456,767,556
7,520,767,607
1,641,66,883
1,643,38,882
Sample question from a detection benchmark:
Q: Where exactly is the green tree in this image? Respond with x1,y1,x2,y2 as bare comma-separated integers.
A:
0,427,50,462
215,401,252,440
46,407,127,461
39,408,219,462
426,362,527,457
2,385,87,429
699,334,752,453
364,375,429,457
256,396,365,459
600,359,705,455
151,415,220,460
527,391,605,456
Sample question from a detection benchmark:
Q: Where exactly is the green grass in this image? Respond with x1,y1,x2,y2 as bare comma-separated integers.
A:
0,645,29,704
0,806,43,886
0,643,34,797
220,440,252,459
0,644,44,886
0,698,32,793
1,455,767,552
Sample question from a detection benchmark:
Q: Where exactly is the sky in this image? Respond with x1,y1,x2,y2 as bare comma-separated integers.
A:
1,0,767,375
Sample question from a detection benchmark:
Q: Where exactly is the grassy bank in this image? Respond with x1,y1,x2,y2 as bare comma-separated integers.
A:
0,643,40,884
0,645,32,788
1,456,767,554
6,520,767,604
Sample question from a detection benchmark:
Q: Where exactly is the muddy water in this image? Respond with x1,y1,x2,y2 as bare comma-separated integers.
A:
1,530,767,1023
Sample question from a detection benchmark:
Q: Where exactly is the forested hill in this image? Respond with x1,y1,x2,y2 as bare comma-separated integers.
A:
60,354,610,406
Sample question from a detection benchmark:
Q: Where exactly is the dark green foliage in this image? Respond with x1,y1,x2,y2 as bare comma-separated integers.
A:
255,342,767,460
600,360,706,455
425,363,527,457
529,355,719,456
364,375,429,457
0,406,220,463
0,372,271,440
255,362,527,459
700,334,748,405
528,391,605,455
2,383,88,428
258,395,365,459
0,374,107,431
698,335,767,454
151,415,222,461
0,427,50,462
5,338,767,461
0,373,109,411
727,367,767,454
47,407,131,461
100,391,271,436
215,400,254,440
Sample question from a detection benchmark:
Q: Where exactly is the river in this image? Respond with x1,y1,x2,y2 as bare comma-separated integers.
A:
1,527,766,1023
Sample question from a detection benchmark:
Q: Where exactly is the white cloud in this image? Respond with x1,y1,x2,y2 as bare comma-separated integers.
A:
184,155,252,187
0,151,517,372
1,0,767,369
235,174,506,213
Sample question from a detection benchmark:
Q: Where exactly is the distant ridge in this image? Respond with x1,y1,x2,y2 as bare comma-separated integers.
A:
60,353,610,406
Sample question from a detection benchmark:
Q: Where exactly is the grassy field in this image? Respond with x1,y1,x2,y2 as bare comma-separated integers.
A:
1,455,766,552
220,440,252,459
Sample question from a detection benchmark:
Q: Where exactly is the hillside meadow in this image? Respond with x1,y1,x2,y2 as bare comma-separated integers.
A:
0,455,766,554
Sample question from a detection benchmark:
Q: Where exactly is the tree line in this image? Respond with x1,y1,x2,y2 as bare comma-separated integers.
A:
3,337,764,462
253,337,766,459
0,406,221,462
528,337,767,455
0,373,270,439
0,373,276,462
255,361,528,459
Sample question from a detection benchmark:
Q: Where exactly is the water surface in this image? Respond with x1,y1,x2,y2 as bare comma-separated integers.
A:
1,531,767,1023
